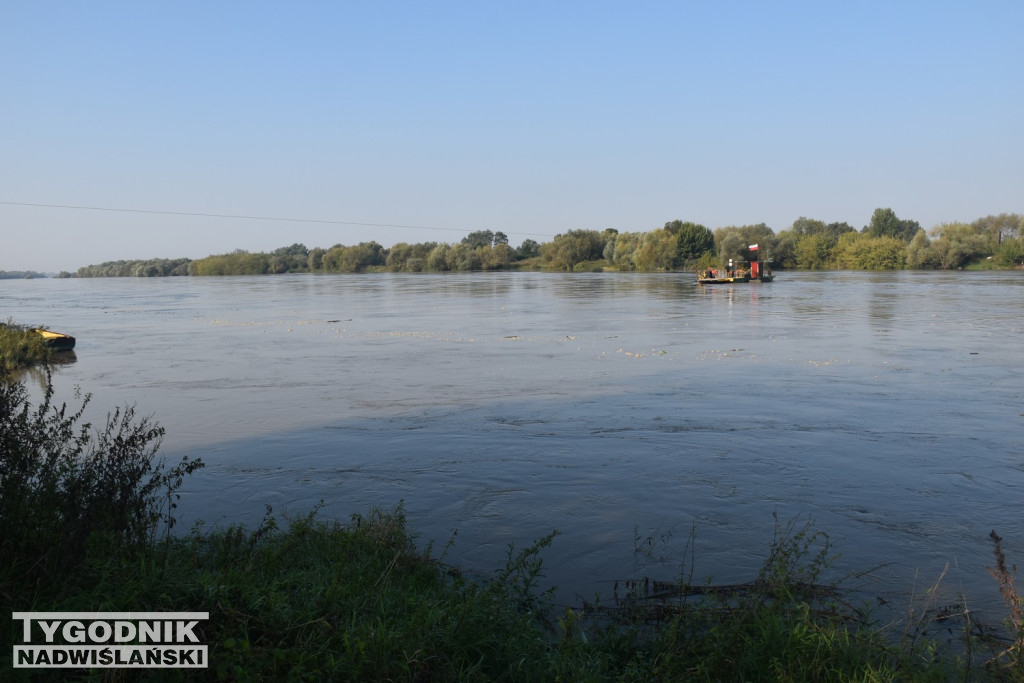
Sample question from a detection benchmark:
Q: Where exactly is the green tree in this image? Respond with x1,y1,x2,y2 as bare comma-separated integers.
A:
928,222,991,269
780,218,839,269
971,213,1022,246
794,233,835,270
345,242,386,272
321,243,385,273
514,239,540,261
665,220,715,265
385,243,413,271
308,247,326,271
386,242,437,272
789,217,826,236
541,230,608,271
426,244,453,271
906,229,937,269
188,256,218,276
235,251,271,275
269,243,309,273
834,233,906,270
633,229,678,271
995,237,1024,267
462,231,495,249
825,222,856,239
448,243,482,271
864,208,920,242
864,208,898,238
605,232,641,271
481,243,513,270
321,246,345,272
770,232,798,269
189,251,269,275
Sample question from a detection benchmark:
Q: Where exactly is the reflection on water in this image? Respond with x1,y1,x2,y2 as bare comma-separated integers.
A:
3,271,1023,614
9,350,76,392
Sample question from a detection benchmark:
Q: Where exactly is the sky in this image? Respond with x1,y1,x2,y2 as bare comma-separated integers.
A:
2,1,1022,273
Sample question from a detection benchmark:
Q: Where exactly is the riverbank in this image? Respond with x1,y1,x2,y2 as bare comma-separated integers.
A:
4,500,1024,680
3,333,1024,679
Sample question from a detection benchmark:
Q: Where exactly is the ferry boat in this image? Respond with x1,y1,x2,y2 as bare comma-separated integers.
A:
697,269,749,285
698,249,774,285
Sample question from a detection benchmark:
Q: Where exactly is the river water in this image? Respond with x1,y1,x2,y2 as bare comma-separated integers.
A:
3,271,1022,618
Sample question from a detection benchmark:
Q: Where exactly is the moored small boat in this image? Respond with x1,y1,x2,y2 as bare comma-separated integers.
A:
33,329,76,351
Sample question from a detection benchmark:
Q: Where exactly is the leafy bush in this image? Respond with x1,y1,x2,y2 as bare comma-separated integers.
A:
996,239,1024,267
0,364,203,585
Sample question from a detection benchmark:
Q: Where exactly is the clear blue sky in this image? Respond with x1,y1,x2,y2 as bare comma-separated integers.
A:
2,1,1022,272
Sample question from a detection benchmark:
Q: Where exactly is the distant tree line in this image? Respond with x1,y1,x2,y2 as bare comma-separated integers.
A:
771,210,1024,271
67,210,1023,276
74,258,192,278
187,234,538,275
0,271,47,279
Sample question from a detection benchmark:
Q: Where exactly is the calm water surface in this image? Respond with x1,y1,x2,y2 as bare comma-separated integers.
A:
4,271,1023,615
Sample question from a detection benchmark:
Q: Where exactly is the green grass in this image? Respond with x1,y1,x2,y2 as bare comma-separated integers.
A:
1,503,970,681
0,319,53,371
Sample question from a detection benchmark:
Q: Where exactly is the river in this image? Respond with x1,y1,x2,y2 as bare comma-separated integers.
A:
4,271,1022,619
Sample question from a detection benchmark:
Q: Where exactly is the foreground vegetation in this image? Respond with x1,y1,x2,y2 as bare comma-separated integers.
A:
0,320,54,370
4,364,1024,680
63,209,1024,278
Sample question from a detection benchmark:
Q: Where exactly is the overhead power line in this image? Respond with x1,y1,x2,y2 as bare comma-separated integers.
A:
0,200,553,238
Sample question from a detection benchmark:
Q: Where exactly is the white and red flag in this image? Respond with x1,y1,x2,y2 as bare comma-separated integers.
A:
748,244,759,251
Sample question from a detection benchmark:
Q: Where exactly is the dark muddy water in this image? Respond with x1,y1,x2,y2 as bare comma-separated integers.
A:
4,271,1023,615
